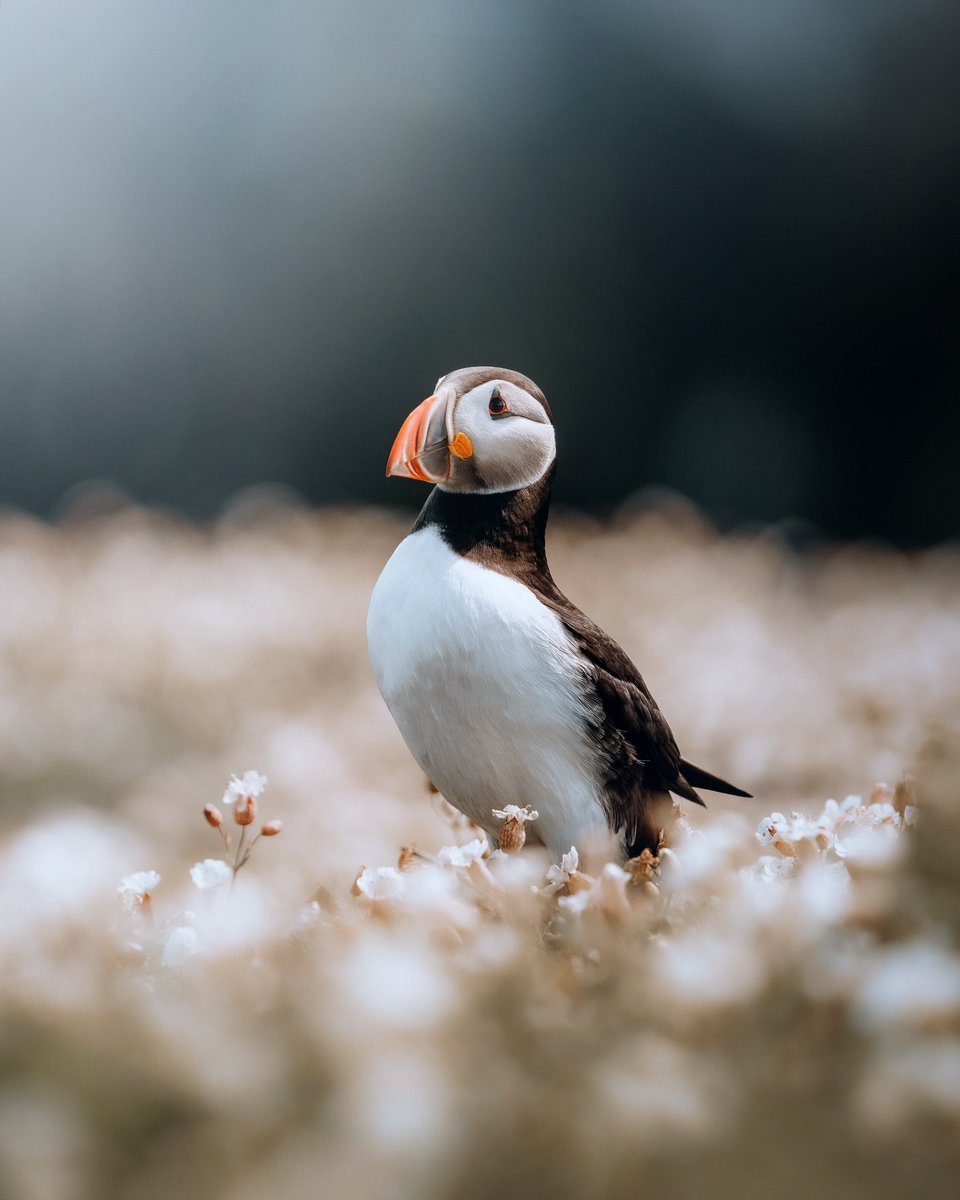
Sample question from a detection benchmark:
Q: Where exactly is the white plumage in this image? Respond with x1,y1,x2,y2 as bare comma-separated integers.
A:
367,526,610,857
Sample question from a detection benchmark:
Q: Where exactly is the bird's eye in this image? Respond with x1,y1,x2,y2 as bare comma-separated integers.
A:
488,388,508,416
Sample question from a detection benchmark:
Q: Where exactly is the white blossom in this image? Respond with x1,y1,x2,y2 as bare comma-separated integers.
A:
491,805,539,823
746,854,798,884
544,846,581,894
355,866,405,901
222,769,268,809
755,812,788,847
436,839,487,868
557,888,593,915
189,858,233,890
118,870,161,898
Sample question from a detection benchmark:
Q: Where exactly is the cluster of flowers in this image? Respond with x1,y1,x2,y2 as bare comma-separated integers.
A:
9,767,957,1200
347,802,661,927
117,770,283,965
755,781,915,862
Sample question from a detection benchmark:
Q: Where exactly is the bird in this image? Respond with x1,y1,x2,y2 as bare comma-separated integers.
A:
367,366,751,861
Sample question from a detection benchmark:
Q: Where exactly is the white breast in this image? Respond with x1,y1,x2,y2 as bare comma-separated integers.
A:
366,526,610,857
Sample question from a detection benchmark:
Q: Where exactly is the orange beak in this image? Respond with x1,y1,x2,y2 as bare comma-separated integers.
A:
386,393,471,482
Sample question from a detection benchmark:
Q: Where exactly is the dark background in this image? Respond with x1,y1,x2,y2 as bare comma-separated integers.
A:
2,0,958,545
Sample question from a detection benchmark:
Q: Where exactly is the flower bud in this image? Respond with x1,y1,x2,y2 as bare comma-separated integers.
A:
234,795,256,826
260,819,283,837
497,817,526,853
565,871,594,895
203,804,224,828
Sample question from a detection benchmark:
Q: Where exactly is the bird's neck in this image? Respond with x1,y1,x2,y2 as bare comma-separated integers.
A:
413,466,556,580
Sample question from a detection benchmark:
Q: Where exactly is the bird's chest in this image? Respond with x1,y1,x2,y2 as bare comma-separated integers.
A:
367,528,601,832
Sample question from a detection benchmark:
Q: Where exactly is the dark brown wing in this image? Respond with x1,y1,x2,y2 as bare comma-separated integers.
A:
530,584,702,846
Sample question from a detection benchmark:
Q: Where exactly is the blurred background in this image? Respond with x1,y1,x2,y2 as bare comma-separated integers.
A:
2,0,958,545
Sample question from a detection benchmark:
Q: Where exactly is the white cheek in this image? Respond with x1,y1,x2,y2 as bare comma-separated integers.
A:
453,412,555,493
501,423,554,482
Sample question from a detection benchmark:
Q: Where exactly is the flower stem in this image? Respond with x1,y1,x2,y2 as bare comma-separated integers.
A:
237,833,260,870
232,825,247,885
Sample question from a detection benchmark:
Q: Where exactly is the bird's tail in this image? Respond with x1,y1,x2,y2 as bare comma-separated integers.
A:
678,759,752,799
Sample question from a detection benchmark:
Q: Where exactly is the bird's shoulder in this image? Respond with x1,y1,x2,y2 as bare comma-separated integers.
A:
521,577,683,787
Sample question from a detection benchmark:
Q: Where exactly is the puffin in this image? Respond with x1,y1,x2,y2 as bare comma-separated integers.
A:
367,366,751,861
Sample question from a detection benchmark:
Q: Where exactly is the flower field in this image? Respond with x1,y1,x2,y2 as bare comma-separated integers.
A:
1,496,958,1199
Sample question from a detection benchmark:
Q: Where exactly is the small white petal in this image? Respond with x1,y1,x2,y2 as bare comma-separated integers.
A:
560,847,580,874
436,839,487,868
189,858,233,890
222,769,268,807
118,870,161,897
491,805,539,823
355,866,405,900
755,813,787,846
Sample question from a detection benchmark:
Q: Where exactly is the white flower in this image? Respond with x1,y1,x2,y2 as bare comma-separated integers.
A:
862,802,901,827
755,813,788,847
491,805,539,823
756,811,828,854
162,926,198,967
189,858,233,890
747,854,798,884
222,769,267,809
118,870,161,898
544,846,580,894
558,889,593,915
355,866,405,901
436,838,488,868
595,863,632,915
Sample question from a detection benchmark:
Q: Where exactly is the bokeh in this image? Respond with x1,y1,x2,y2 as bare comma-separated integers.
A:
2,0,958,542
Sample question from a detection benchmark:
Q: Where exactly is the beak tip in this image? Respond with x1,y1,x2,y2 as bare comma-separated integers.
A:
385,393,446,483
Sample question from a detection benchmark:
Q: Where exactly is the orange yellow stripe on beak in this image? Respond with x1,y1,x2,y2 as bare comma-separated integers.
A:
449,431,473,459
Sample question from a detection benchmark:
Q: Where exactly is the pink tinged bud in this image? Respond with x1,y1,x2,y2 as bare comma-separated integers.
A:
234,796,256,826
203,804,224,828
260,820,283,837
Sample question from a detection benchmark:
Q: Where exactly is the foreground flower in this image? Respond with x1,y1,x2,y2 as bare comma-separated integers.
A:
206,770,283,876
222,770,268,810
544,847,593,896
189,858,233,891
492,805,539,853
437,839,488,868
118,870,161,914
559,862,632,919
354,866,405,901
755,812,808,856
203,804,224,829
118,870,161,898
